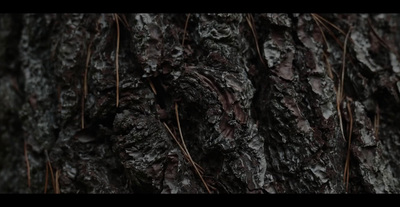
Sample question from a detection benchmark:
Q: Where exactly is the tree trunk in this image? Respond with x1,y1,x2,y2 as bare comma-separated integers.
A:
1,13,400,193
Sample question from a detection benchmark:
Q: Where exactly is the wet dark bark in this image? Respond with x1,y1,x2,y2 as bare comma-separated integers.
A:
1,13,400,193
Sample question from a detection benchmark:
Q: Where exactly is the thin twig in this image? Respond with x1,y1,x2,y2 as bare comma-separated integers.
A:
24,140,31,188
175,102,211,193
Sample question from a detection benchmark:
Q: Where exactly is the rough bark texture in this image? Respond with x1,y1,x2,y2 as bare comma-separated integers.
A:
1,13,400,193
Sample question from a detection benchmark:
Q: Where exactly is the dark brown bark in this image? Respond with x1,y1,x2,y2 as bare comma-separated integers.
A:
1,13,400,193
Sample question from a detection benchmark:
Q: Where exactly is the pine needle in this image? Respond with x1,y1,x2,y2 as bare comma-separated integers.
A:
116,14,130,29
323,52,334,81
24,140,31,188
44,162,49,193
113,13,121,108
312,14,346,142
312,14,332,53
311,13,348,52
367,17,400,64
336,95,346,142
374,105,380,139
336,91,346,142
312,14,347,36
337,27,352,142
341,29,353,191
81,95,85,129
83,38,94,129
246,14,267,68
55,169,60,194
340,27,352,101
182,13,191,47
312,13,355,193
45,150,56,192
368,18,390,50
343,100,353,192
148,78,157,95
163,122,204,174
175,102,211,193
84,42,92,99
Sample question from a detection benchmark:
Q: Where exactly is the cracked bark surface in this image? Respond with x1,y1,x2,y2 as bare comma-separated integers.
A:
1,13,400,193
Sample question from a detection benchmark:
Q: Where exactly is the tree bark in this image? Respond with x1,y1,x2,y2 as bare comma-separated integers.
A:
1,13,400,193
